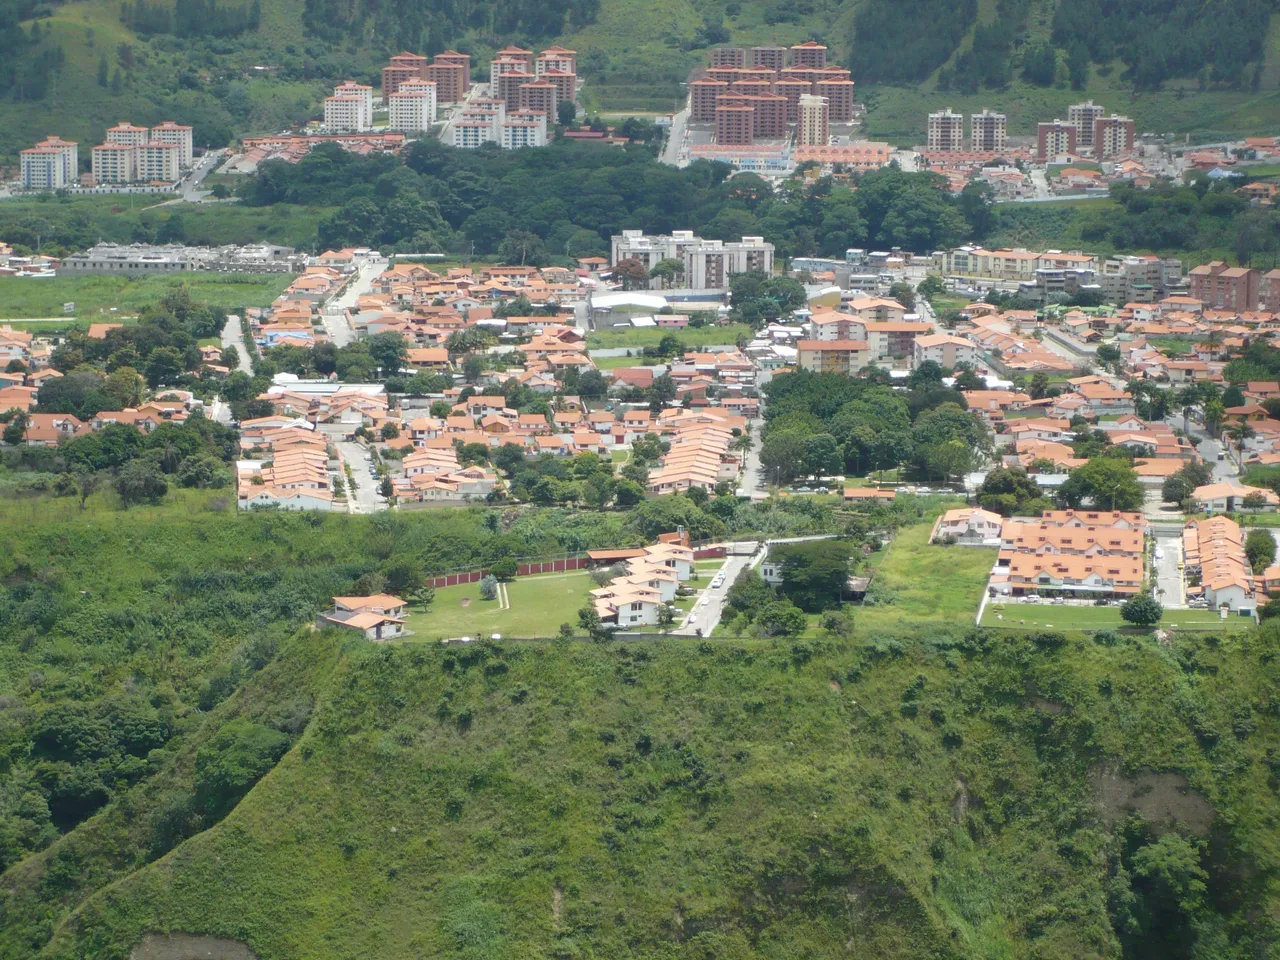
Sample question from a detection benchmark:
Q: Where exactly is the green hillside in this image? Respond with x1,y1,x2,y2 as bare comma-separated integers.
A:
2,494,1280,959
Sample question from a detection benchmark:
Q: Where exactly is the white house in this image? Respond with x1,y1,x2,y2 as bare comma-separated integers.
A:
930,507,1004,544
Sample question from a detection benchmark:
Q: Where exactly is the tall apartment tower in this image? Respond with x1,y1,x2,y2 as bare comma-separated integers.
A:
21,138,77,189
330,81,373,129
1093,115,1136,158
494,45,533,68
969,109,1006,152
715,103,755,146
927,109,964,151
388,79,438,131
495,71,536,108
429,51,471,103
797,94,829,146
750,44,786,72
539,45,577,74
517,80,558,120
489,56,526,90
150,121,193,168
690,78,729,122
91,143,137,183
1037,120,1078,160
381,52,428,95
816,78,855,122
1067,100,1105,150
790,40,827,68
105,122,149,147
711,47,747,68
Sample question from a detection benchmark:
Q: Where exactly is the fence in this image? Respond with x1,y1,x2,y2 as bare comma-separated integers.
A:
424,555,591,588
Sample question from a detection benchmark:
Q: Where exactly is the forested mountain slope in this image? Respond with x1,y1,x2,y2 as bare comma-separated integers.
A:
4,0,1280,163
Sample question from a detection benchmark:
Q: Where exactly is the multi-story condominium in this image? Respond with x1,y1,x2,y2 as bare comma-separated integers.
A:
454,119,497,149
711,46,746,68
749,94,788,138
731,78,771,98
500,109,547,149
790,40,827,68
914,333,979,369
816,79,855,122
1067,100,1105,149
1037,120,1078,160
137,141,181,182
495,45,533,68
539,45,577,74
21,145,71,189
489,56,527,89
150,121,193,167
751,44,786,72
773,78,810,121
690,78,729,121
1098,255,1184,302
324,95,367,133
797,339,870,376
381,52,428,94
927,109,964,151
427,55,469,104
495,70,536,106
91,142,137,183
797,94,829,146
105,122,148,147
1261,269,1280,312
716,103,754,145
541,69,577,106
932,246,1041,283
388,80,437,131
682,236,773,288
1188,261,1259,311
535,52,574,76
1093,115,1135,158
517,80,557,119
970,109,1007,151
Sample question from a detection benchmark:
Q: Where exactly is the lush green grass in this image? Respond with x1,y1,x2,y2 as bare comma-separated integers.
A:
405,572,597,640
981,601,1252,632
857,517,997,632
0,273,292,318
585,323,753,350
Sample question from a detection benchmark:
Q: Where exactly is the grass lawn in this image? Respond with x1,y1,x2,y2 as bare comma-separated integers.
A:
857,518,997,631
404,571,596,640
590,353,663,371
585,323,753,350
981,602,1252,633
928,295,972,313
0,274,293,319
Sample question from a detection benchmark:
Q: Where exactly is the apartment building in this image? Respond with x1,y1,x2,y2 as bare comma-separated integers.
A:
1188,261,1259,311
454,119,497,148
816,79,855,122
772,78,810,121
1261,269,1280,312
797,94,829,146
150,121,194,167
790,40,827,68
682,236,774,288
105,122,149,147
1067,100,1105,149
136,141,181,182
970,109,1007,152
388,80,437,131
862,321,934,360
927,109,964,151
91,143,137,184
494,70,536,107
1098,254,1184,302
517,80,557,118
712,46,747,68
914,333,978,369
751,44,786,72
20,135,78,189
427,54,469,104
539,45,577,74
324,95,366,133
495,44,533,67
1037,120,1077,160
716,103,754,145
797,339,870,375
381,52,428,94
1093,115,1135,158
690,78,729,121
500,110,548,149
489,56,526,88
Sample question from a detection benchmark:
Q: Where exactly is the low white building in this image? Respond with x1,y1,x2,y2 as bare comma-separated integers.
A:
930,507,1004,544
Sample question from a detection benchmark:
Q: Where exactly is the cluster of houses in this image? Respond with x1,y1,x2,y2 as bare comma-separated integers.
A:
587,533,695,627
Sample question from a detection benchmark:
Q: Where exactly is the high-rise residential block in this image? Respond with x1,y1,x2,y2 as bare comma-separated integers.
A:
1093,115,1135,158
91,143,137,183
927,109,964,151
328,81,372,130
1037,120,1077,160
690,78,729,121
105,122,149,147
496,70,536,107
750,94,788,139
517,80,557,119
489,57,527,89
427,56,469,103
20,135,77,189
751,44,786,72
388,80,437,131
711,47,746,68
539,45,577,74
816,79,855,122
1188,261,1259,311
150,121,193,167
970,109,1006,152
381,52,428,95
797,93,829,146
1067,100,1105,149
772,78,811,121
790,40,827,68
716,103,755,145
501,109,547,149
137,141,181,182
541,70,576,107
495,45,533,68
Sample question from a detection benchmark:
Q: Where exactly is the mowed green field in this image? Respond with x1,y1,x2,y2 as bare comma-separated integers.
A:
981,602,1252,633
0,273,292,318
585,323,754,350
405,572,598,640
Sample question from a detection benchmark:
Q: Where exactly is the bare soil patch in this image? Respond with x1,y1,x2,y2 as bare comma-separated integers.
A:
130,933,258,960
1091,766,1215,834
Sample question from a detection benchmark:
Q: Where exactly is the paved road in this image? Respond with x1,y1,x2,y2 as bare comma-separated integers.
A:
1152,533,1185,608
1164,414,1239,480
739,417,766,494
180,150,226,201
220,313,253,374
438,84,487,146
660,107,689,167
674,551,757,636
334,440,387,514
321,259,386,347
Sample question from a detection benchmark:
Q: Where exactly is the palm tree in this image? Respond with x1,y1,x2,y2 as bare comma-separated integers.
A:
1228,420,1254,463
1176,385,1201,434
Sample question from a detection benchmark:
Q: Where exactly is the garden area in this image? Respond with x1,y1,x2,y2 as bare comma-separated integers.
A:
404,571,597,640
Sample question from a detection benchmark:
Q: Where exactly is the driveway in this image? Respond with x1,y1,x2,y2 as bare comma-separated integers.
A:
220,313,253,374
334,440,387,514
1152,534,1185,608
739,418,766,495
660,107,689,167
673,551,757,636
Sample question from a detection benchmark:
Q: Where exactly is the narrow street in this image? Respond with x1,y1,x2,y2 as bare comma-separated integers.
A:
334,440,386,514
220,313,253,373
321,258,385,348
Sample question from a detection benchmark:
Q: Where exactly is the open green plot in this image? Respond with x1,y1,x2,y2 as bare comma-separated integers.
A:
0,273,293,319
857,520,997,631
404,571,596,640
590,353,659,371
585,323,753,350
981,601,1252,633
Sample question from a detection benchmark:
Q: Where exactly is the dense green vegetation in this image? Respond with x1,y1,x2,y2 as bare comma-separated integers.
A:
244,140,990,258
0,274,291,319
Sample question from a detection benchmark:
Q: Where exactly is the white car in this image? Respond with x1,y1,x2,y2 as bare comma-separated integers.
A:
711,577,725,589
1154,548,1165,560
